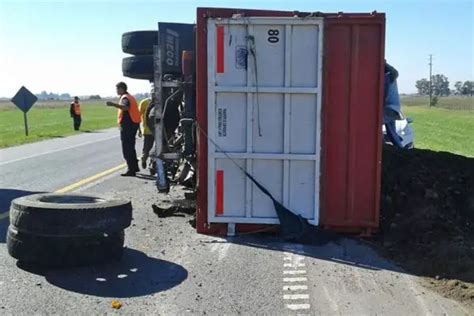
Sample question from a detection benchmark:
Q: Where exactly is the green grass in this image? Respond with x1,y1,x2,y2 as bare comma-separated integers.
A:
402,95,473,110
0,102,117,148
402,96,474,157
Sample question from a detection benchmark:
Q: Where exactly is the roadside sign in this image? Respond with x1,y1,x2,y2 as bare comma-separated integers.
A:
11,86,38,136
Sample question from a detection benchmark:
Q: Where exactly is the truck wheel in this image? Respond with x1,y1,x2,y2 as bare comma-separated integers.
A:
122,55,154,80
10,193,132,236
7,226,124,267
122,31,158,55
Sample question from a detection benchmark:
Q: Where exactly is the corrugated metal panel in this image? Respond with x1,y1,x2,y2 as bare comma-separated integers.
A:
320,15,385,233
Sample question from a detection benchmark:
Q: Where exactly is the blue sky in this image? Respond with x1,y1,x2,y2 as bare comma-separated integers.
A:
0,0,472,97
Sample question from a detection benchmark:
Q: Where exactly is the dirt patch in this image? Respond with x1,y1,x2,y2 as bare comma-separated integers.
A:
378,145,474,307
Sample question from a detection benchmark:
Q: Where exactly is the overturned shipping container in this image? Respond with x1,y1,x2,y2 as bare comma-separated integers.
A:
195,8,385,236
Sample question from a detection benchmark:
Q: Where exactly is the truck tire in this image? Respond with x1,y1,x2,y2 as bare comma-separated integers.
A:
10,193,132,236
7,226,124,267
122,55,154,80
122,31,158,55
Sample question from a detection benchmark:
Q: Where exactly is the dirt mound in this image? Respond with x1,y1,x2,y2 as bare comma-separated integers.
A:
379,145,474,306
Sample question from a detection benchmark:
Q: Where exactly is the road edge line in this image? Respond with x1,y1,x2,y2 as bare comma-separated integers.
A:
55,163,127,193
0,163,127,221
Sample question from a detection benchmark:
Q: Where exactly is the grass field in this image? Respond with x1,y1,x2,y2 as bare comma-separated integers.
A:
401,96,474,157
0,100,117,148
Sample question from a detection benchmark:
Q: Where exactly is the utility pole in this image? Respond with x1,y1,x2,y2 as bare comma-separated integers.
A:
429,54,433,107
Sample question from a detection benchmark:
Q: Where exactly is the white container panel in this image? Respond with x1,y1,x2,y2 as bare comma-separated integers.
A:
215,25,248,87
290,94,317,154
251,160,283,218
289,161,315,219
215,92,246,153
216,159,246,217
207,17,323,226
251,25,285,87
252,93,284,153
291,25,320,87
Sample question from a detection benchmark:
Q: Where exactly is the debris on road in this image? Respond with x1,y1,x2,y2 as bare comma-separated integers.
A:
111,300,122,310
379,145,474,306
152,199,195,218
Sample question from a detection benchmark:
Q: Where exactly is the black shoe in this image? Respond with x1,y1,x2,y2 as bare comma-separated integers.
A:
121,171,136,177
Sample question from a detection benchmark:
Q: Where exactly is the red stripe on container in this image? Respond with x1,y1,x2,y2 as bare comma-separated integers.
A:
216,26,224,73
216,170,224,215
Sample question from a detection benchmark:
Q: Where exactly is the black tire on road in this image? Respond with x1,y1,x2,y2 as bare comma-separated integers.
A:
122,31,158,55
122,55,154,81
7,226,124,267
9,193,132,236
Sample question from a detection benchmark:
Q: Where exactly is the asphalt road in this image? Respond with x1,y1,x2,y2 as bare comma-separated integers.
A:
0,131,471,315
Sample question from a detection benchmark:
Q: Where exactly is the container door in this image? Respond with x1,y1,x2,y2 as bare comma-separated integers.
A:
207,17,323,225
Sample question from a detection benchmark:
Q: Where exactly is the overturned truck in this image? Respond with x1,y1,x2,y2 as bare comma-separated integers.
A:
121,8,386,236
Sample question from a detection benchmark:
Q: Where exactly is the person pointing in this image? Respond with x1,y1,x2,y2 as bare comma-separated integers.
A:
106,82,141,176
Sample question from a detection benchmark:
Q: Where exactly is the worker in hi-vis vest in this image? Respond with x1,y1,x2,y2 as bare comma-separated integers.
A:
138,96,154,169
106,82,142,177
70,96,81,131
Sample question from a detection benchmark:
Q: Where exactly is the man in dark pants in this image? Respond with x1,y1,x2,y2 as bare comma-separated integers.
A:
106,82,141,176
70,96,81,131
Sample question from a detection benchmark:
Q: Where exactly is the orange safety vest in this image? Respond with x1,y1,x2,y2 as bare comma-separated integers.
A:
72,102,81,115
117,93,141,124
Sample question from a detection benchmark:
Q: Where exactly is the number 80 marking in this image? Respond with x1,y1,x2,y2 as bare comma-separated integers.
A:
267,29,279,43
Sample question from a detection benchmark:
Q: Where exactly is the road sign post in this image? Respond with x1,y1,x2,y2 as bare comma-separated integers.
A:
23,113,29,136
11,86,37,136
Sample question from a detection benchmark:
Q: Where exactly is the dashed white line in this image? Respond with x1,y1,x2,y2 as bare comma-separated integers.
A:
283,270,307,275
284,262,306,268
284,285,308,291
286,304,311,311
283,247,311,312
283,277,308,282
284,294,310,300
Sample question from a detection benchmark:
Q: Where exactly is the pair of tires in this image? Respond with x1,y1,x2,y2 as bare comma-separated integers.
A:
7,194,132,267
122,31,157,81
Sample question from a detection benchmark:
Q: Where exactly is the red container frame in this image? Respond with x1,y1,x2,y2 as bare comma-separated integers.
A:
195,8,385,235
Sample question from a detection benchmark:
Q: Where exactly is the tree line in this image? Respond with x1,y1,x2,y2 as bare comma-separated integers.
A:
416,76,473,97
34,91,150,101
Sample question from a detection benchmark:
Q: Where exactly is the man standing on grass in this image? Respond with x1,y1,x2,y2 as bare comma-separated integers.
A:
106,82,141,177
138,96,154,169
70,96,81,131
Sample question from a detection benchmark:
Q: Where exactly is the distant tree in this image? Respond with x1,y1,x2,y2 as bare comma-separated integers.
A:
461,81,473,96
59,93,71,100
415,78,430,95
431,74,450,96
89,95,102,100
430,95,439,107
454,81,463,95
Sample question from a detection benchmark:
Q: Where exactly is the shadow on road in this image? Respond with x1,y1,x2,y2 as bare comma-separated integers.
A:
0,189,44,243
136,174,156,181
17,248,187,298
221,234,401,273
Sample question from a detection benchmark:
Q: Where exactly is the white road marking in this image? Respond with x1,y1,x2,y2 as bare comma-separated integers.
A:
284,262,306,268
283,277,308,282
284,285,308,291
282,246,311,312
322,285,340,314
283,270,307,275
284,294,310,300
286,304,310,310
218,243,230,261
0,135,118,166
